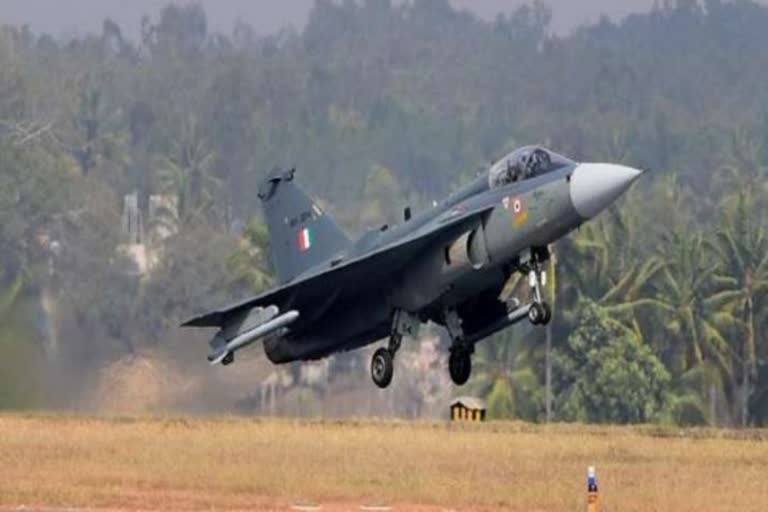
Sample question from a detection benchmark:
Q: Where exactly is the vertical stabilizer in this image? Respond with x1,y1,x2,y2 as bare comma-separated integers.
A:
258,169,350,283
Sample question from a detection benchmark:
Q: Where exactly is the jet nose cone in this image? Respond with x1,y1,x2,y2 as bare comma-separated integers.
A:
570,163,644,219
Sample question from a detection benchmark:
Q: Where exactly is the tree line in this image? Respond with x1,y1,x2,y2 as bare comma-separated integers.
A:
0,0,765,425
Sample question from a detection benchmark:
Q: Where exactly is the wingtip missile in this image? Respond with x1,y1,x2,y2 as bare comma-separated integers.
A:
208,309,300,365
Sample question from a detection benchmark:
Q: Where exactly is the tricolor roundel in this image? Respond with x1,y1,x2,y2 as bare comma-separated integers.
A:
508,196,528,226
297,227,313,252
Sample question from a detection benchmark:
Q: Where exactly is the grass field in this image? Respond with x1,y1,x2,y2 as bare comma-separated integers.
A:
0,414,767,511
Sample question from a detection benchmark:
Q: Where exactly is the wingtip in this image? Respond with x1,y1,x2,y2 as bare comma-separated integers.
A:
181,318,202,328
207,351,227,366
181,312,223,328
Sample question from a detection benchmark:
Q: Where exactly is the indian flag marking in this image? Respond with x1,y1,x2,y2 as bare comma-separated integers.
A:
297,227,313,252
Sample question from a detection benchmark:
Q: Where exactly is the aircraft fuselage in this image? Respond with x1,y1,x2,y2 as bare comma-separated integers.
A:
265,164,594,364
187,145,644,388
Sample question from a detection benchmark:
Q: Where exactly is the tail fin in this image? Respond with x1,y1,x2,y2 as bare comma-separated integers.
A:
258,168,350,283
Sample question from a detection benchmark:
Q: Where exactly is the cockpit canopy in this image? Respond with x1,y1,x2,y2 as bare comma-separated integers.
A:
489,146,574,188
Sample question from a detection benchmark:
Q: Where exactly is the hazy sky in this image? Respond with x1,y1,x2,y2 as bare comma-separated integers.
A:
0,0,674,39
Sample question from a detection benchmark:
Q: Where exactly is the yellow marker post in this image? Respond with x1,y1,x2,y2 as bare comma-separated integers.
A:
587,466,598,512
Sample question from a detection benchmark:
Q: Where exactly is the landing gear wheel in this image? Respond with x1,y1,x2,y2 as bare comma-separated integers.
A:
371,348,394,389
528,302,545,325
449,349,472,386
540,302,552,325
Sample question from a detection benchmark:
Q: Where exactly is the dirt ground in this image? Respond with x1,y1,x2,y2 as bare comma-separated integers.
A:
1,415,767,511
0,505,492,512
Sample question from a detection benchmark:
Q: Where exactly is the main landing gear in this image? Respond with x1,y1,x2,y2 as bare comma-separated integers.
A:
371,347,394,388
371,309,419,388
445,308,473,386
449,347,472,386
523,249,552,326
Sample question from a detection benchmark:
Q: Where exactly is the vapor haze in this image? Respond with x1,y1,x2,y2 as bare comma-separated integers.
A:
0,0,696,38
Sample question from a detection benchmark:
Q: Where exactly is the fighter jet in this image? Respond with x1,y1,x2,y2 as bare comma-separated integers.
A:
183,146,644,388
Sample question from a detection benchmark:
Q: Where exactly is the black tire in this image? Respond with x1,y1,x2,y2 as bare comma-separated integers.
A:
540,302,552,325
528,303,544,325
371,348,394,388
449,349,472,386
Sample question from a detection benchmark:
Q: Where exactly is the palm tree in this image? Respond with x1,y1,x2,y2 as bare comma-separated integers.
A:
154,118,220,231
66,84,132,177
471,328,542,420
663,361,725,426
228,219,273,292
559,201,663,333
717,127,768,207
710,193,768,425
647,228,738,421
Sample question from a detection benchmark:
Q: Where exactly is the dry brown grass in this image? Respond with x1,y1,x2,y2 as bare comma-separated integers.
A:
0,414,766,511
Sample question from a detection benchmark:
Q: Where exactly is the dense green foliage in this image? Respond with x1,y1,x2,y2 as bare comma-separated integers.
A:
0,0,766,424
554,300,670,423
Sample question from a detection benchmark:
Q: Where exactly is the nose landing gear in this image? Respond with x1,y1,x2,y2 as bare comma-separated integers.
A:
524,249,552,326
528,301,552,326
